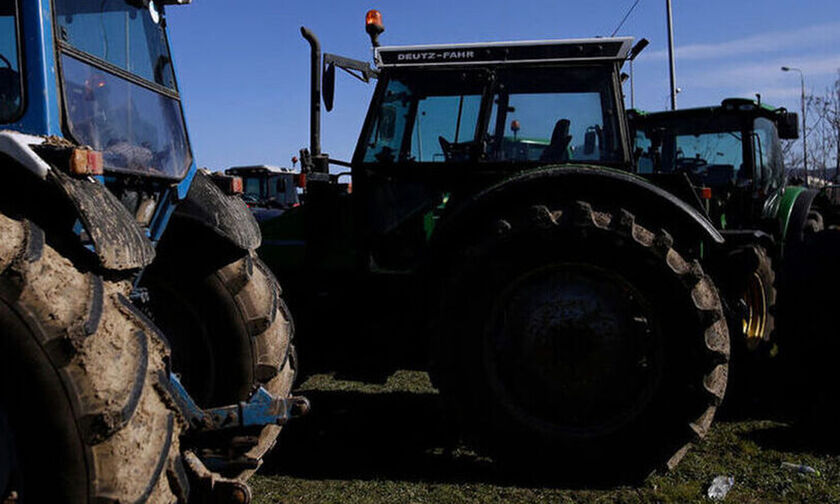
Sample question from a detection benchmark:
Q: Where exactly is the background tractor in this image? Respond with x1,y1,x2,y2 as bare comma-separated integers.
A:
628,100,840,407
0,1,305,502
259,13,730,480
225,165,301,222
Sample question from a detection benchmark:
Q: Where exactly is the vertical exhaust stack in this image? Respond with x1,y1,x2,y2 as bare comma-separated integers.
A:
300,27,328,174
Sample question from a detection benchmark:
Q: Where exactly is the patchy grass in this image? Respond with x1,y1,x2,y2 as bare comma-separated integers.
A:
251,371,840,503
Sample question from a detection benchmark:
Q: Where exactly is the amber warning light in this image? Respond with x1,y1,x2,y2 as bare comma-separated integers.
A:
365,9,384,47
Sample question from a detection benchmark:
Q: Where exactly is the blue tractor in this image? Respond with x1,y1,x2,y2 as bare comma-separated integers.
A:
0,2,306,502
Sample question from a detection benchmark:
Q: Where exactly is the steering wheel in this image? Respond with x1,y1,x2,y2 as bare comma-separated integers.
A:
0,54,11,69
674,157,707,174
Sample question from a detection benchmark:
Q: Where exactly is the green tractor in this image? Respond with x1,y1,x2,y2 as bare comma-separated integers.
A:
626,98,840,405
261,13,731,480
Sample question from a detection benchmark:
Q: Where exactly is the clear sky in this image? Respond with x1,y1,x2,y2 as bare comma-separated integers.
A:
165,1,840,171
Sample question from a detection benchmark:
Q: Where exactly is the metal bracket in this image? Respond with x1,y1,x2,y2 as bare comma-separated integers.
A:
168,373,310,432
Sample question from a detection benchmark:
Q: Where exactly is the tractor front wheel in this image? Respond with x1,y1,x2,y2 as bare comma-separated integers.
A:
0,213,187,503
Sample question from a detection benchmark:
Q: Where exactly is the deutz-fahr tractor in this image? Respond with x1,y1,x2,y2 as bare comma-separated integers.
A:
260,13,729,480
1,2,306,502
628,101,840,405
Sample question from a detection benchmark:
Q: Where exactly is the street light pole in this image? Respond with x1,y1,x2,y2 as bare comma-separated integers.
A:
666,0,677,110
782,66,807,179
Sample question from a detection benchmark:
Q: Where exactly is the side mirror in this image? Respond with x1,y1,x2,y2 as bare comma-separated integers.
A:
584,128,597,155
778,111,799,139
323,62,336,112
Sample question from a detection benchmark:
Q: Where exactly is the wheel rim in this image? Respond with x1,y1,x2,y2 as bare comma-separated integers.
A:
484,263,664,439
741,272,767,348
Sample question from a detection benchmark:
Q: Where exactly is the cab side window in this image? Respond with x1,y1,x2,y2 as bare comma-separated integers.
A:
0,1,22,122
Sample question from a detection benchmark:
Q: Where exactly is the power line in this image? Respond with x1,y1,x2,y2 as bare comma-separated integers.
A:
611,0,642,37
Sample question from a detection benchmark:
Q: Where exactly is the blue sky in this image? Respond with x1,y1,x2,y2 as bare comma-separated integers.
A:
165,1,840,171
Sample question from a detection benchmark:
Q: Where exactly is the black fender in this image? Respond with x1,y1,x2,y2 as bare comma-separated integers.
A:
156,171,261,266
432,165,724,254
49,170,156,270
1,142,155,271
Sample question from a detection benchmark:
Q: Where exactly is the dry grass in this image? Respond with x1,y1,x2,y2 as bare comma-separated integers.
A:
251,371,840,503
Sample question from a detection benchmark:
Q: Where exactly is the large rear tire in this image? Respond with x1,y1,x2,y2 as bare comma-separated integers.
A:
0,213,188,503
143,253,295,480
433,201,729,480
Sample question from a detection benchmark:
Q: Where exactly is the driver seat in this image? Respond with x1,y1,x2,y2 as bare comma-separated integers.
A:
540,119,572,163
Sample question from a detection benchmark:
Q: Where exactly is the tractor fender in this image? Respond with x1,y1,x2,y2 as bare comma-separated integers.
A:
49,169,156,270
164,170,261,254
1,134,155,271
781,187,819,246
432,165,724,253
0,130,52,179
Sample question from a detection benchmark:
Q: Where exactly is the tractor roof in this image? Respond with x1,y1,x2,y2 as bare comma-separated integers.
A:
374,37,633,68
630,98,788,122
226,165,294,176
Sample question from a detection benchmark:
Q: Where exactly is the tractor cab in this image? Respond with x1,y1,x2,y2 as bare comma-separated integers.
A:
225,165,301,217
628,99,799,230
298,20,646,272
358,41,633,167
2,0,197,243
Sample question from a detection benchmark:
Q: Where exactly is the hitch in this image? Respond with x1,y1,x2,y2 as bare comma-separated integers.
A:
167,373,310,432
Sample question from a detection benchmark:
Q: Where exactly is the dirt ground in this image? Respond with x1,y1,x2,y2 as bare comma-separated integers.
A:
251,370,840,504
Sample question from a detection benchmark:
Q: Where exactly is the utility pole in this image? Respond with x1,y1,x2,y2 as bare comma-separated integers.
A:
666,0,677,110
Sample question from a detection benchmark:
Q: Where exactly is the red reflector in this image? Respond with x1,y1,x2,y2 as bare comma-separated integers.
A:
230,176,243,194
296,172,307,188
700,187,712,199
69,148,104,176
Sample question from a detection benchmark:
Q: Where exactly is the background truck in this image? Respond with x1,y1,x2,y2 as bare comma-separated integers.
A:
259,13,731,480
0,2,304,503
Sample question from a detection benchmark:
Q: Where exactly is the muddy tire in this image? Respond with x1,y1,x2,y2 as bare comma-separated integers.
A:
432,201,729,480
0,213,187,503
143,253,295,480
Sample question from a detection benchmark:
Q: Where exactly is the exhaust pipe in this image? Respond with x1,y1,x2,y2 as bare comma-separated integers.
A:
300,27,327,173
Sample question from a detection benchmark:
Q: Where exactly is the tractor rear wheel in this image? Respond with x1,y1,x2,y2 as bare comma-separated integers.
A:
143,253,295,480
433,201,729,480
0,213,187,503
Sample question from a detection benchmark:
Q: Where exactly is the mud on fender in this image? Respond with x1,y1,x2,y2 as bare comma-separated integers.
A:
49,170,155,271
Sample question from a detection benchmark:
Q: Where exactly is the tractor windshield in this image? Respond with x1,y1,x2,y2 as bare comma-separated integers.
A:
362,65,623,165
633,111,783,190
54,0,192,179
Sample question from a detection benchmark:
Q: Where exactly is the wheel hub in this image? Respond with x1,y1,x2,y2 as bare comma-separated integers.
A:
486,264,663,437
